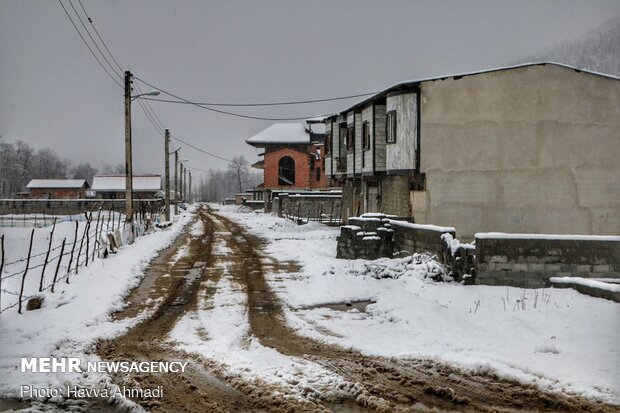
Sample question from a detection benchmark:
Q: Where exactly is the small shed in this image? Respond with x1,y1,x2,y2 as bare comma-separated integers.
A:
26,179,90,199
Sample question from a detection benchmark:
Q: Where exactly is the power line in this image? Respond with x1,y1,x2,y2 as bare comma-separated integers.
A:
141,91,377,107
76,0,124,73
67,0,122,81
134,76,336,121
170,134,233,163
57,0,122,88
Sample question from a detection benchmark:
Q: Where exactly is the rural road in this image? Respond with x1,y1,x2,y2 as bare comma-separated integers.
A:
93,205,614,413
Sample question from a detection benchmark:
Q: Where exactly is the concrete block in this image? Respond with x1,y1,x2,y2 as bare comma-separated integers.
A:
490,255,508,264
510,263,529,272
528,263,545,272
593,264,611,273
576,265,591,273
545,264,561,272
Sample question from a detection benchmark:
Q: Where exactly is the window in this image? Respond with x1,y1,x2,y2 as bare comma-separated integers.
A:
386,111,397,144
346,126,354,150
316,167,321,181
325,133,331,155
362,121,370,150
278,156,295,185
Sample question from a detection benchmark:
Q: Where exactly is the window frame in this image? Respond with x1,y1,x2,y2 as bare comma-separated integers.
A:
386,110,397,144
362,121,371,150
346,126,355,151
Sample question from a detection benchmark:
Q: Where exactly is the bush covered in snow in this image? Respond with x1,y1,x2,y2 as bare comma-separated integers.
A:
350,253,452,282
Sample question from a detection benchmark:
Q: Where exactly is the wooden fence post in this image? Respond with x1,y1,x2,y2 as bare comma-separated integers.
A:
76,213,89,272
66,221,79,284
92,206,101,261
51,238,66,293
318,203,323,223
85,213,92,267
18,228,35,314
39,218,57,291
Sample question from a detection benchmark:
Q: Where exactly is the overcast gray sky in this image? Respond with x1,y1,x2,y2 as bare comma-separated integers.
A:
1,0,619,180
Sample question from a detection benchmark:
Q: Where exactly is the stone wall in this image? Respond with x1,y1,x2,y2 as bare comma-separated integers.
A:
0,199,163,215
475,234,620,288
336,220,394,260
390,220,455,258
380,175,412,218
336,214,457,274
335,216,620,288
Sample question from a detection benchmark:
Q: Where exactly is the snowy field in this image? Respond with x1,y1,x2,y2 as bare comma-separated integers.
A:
0,206,197,399
215,204,620,404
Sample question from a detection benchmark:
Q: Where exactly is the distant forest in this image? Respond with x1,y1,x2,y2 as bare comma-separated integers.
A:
0,137,261,201
522,17,620,76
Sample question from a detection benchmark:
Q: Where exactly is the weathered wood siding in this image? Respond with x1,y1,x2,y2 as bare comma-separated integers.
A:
361,104,373,173
346,111,355,177
354,111,363,174
374,104,387,172
386,92,417,172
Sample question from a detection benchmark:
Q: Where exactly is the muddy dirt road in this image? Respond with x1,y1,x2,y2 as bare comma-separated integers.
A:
96,206,616,413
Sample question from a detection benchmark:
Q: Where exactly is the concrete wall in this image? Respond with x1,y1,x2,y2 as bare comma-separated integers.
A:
420,64,620,239
476,234,620,288
386,92,417,172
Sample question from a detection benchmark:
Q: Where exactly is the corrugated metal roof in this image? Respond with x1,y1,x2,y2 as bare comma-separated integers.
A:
27,179,88,189
91,174,161,191
246,123,309,146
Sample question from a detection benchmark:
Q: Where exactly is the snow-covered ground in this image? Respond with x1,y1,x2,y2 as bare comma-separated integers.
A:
169,220,348,401
215,205,620,404
0,206,197,400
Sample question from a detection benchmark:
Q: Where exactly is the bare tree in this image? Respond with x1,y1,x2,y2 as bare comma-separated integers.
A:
71,163,99,185
228,156,249,193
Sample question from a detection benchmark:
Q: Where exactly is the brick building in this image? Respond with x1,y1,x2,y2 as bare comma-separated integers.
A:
247,123,328,190
25,179,89,199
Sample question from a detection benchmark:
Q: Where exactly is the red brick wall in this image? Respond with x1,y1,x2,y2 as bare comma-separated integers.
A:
30,189,85,199
262,144,329,190
264,147,309,189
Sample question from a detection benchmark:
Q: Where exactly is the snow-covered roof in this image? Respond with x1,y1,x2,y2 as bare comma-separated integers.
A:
27,179,88,189
246,123,310,146
343,62,620,113
91,174,161,192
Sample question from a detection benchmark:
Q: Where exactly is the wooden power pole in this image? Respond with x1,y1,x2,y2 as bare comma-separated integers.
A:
174,151,179,215
164,129,170,221
188,172,192,203
179,164,184,203
124,71,134,224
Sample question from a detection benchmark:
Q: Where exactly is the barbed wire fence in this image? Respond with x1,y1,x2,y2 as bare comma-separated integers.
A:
0,201,163,315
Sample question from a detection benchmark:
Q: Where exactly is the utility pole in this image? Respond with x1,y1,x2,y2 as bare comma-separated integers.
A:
164,129,170,221
180,163,184,203
124,71,134,224
174,151,179,215
188,172,192,203
184,167,188,203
